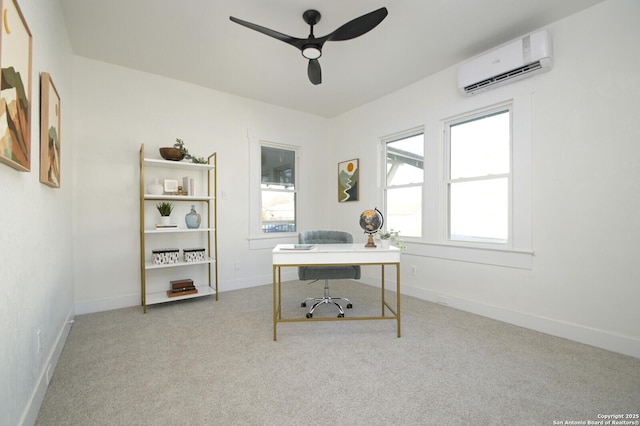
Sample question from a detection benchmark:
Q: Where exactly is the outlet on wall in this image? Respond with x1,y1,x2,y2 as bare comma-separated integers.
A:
234,260,241,270
36,329,42,354
411,265,417,276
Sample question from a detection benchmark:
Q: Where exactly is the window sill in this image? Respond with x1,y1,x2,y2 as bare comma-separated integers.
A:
404,241,534,269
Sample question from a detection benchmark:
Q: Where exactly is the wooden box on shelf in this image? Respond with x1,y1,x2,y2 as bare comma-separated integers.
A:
167,288,198,298
167,278,197,297
170,278,194,290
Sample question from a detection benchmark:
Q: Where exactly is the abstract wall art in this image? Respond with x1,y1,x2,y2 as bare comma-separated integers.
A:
40,72,61,187
0,0,32,172
338,158,359,202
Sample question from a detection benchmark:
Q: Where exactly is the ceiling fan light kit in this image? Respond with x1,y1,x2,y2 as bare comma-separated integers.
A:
302,46,321,60
230,7,388,85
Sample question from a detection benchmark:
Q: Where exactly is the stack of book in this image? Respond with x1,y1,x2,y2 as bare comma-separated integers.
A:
155,223,178,229
167,279,198,298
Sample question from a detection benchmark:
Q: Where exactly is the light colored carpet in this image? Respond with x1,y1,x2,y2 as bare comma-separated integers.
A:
36,280,640,425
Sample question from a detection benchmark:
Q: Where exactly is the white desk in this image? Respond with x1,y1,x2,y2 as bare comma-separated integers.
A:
272,243,401,341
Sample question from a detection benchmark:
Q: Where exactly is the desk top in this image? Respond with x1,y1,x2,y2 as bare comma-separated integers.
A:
272,243,401,265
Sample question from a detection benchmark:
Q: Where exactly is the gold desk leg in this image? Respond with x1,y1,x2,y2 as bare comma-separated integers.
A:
381,264,386,316
278,266,282,320
273,265,278,341
397,262,401,338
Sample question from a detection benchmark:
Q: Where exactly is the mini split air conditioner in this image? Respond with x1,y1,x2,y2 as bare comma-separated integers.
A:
458,30,553,96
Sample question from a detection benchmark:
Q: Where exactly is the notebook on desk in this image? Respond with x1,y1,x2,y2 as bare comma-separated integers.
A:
279,244,317,250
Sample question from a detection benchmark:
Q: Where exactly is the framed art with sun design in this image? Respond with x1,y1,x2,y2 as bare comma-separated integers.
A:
338,158,359,202
40,72,61,187
0,0,32,172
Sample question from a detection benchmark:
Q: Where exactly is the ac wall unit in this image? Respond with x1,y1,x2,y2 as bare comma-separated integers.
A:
458,30,553,96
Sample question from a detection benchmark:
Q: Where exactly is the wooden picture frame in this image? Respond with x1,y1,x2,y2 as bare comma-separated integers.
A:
40,72,61,187
0,0,32,172
163,179,179,193
338,158,359,202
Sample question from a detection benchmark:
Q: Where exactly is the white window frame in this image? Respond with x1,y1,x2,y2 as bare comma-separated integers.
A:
260,143,298,234
444,105,512,246
388,90,533,269
381,127,425,239
248,134,300,249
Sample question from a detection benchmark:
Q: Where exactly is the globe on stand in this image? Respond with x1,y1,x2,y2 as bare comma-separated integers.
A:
359,208,384,248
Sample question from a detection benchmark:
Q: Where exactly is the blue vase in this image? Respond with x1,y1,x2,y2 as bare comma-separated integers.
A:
185,205,201,229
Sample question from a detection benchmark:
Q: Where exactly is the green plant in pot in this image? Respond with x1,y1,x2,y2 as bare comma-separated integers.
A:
174,138,207,164
377,229,406,250
156,202,174,225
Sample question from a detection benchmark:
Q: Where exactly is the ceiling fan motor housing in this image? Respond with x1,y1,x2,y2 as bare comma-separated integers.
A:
302,10,321,26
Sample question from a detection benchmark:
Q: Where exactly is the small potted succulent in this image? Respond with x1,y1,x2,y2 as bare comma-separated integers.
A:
156,202,174,225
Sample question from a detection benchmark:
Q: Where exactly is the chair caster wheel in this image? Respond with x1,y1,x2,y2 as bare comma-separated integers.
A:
306,313,313,318
346,304,353,309
338,313,345,318
301,302,307,308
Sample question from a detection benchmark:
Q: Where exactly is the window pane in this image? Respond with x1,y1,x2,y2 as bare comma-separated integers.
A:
261,146,295,189
449,178,508,243
450,111,510,179
261,190,295,233
261,145,296,233
387,134,424,186
386,186,422,237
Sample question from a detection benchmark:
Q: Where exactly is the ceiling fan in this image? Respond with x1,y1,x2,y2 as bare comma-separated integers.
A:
229,7,388,85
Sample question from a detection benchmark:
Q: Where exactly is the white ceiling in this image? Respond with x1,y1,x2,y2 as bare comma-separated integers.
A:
59,0,604,118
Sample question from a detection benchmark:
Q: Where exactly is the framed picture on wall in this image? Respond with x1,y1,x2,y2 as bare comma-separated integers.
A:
40,72,61,187
338,158,359,202
0,0,32,172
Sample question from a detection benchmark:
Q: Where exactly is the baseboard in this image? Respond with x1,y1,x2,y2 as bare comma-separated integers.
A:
20,308,75,426
221,270,298,293
74,293,140,315
398,283,640,359
73,271,299,315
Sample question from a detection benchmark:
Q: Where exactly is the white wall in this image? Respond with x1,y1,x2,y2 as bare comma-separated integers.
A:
330,0,640,357
0,0,74,425
71,57,332,313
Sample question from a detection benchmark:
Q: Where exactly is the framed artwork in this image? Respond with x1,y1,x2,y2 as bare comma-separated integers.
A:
338,158,359,202
0,0,32,172
40,73,61,187
163,179,179,193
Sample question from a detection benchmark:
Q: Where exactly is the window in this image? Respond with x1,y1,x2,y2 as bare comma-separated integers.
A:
260,145,297,233
383,131,424,237
446,108,511,244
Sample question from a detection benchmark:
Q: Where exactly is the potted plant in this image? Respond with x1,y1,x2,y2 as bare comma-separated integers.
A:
377,229,406,250
156,202,174,225
377,229,392,248
174,138,207,164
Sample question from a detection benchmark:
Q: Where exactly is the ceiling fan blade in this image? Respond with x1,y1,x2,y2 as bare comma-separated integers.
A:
327,7,388,42
307,59,322,85
229,16,303,48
